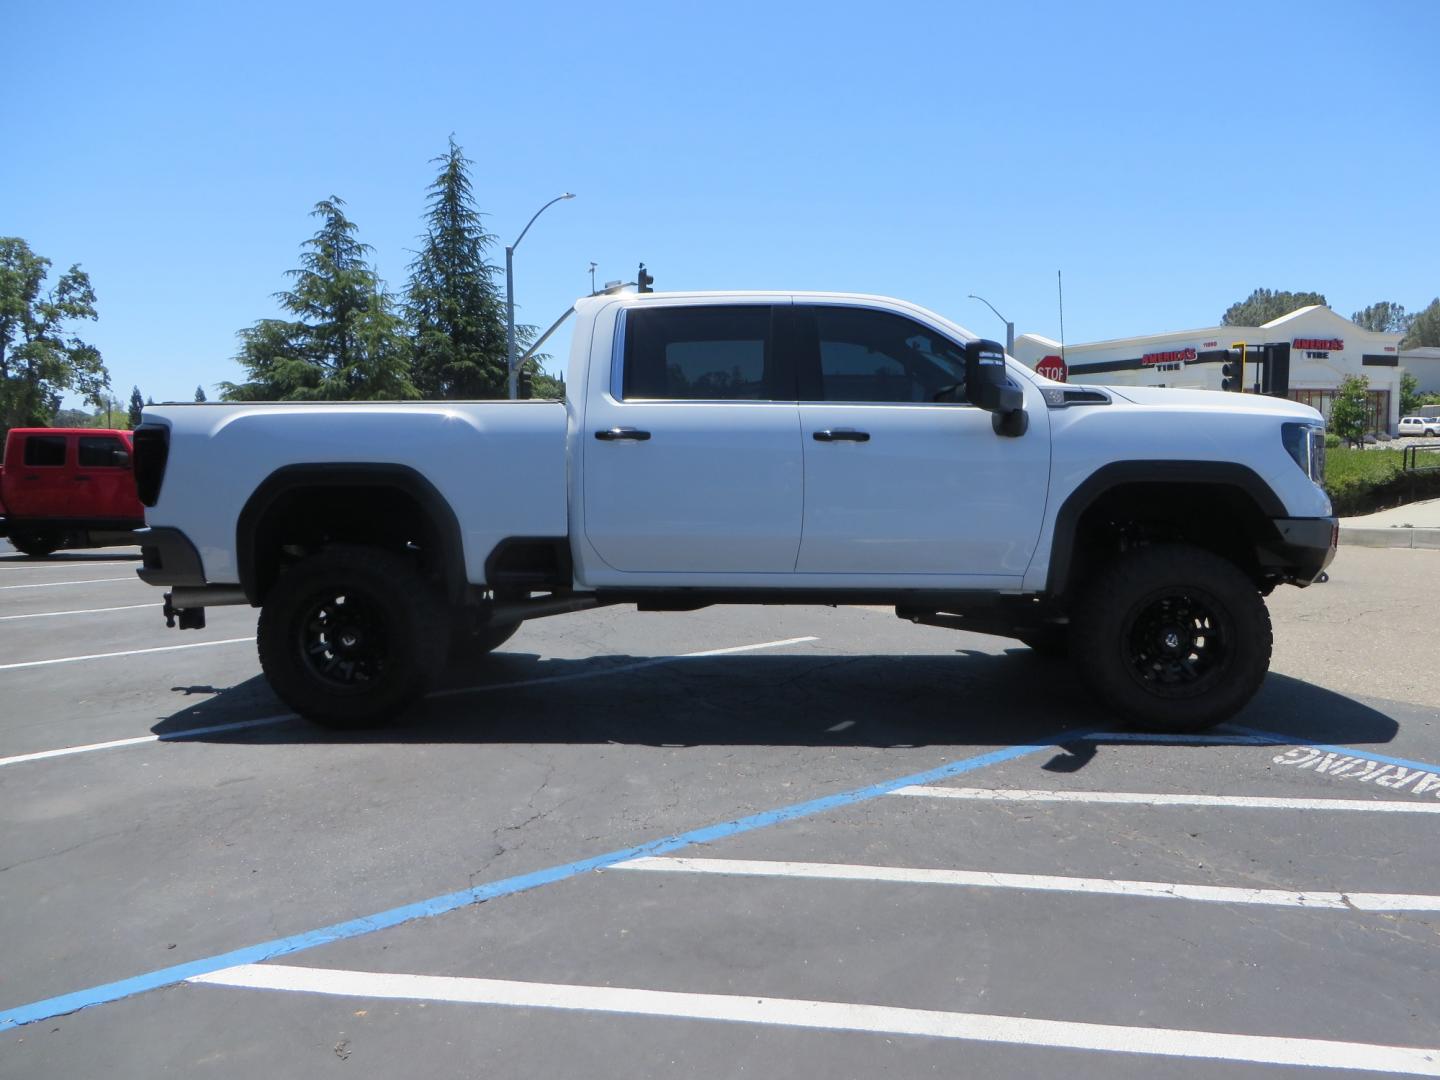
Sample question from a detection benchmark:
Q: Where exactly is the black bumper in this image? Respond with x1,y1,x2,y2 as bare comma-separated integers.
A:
136,526,206,586
1256,516,1338,586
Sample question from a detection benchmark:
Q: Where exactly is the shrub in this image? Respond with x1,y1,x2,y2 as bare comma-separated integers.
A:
1323,433,1340,449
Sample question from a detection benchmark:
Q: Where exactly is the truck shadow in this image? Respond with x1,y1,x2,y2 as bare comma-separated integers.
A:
149,648,1401,761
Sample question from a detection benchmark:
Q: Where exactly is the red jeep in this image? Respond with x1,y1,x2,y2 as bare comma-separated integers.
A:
0,428,145,557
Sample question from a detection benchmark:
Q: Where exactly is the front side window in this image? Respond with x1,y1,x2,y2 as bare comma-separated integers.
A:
622,306,778,401
23,435,67,466
807,306,967,404
78,436,125,467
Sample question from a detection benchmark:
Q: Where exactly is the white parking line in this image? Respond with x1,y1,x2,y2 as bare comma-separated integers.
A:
190,964,1440,1075
0,635,820,767
890,786,1440,813
0,637,256,672
0,577,135,591
0,603,157,622
614,857,1440,912
0,560,138,570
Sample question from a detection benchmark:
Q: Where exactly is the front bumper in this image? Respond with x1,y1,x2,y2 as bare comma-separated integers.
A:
1256,516,1338,586
136,526,206,586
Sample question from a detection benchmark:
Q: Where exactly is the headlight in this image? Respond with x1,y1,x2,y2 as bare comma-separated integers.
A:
1282,422,1326,485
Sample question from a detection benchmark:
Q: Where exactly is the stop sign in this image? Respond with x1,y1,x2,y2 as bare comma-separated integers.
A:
1035,354,1067,382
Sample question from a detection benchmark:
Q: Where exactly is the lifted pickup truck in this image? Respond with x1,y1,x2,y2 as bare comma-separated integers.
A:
0,427,145,556
133,291,1335,731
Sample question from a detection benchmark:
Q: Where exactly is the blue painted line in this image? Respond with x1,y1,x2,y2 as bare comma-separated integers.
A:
1226,724,1440,774
0,727,1091,1033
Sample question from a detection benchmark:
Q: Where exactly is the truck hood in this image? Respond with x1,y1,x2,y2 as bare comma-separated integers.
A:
1103,385,1322,422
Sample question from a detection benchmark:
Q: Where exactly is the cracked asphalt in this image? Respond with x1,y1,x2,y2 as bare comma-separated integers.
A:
1,540,1438,1078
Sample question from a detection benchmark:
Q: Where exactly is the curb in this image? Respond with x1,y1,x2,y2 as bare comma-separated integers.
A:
1339,526,1440,550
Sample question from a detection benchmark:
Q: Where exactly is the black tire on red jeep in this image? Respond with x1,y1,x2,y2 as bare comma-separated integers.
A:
9,530,59,558
257,545,447,729
1071,543,1272,733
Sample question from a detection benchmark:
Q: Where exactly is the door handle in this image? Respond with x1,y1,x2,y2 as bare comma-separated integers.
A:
812,429,870,442
595,428,652,441
75,475,92,481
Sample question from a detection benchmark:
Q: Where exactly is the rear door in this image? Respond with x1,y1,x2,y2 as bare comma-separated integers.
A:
794,303,1050,581
581,302,803,574
16,433,73,517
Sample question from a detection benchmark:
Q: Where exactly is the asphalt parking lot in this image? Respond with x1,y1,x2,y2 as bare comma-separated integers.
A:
2,541,1438,1078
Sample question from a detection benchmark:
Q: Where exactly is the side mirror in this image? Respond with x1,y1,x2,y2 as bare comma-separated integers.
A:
965,339,1027,436
114,450,131,468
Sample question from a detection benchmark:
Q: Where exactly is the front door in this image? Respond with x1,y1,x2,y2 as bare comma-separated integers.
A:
582,303,803,575
794,304,1050,581
75,434,134,519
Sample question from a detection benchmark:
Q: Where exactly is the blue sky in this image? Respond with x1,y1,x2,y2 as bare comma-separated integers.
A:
6,0,1437,404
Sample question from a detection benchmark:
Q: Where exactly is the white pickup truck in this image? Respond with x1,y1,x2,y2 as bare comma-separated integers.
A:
132,291,1335,731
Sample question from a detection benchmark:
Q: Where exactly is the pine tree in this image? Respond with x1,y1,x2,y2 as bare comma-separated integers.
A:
128,385,144,427
221,198,416,401
406,139,509,399
194,385,207,402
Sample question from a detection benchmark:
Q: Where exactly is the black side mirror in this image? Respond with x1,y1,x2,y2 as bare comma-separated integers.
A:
114,449,131,468
965,339,1026,436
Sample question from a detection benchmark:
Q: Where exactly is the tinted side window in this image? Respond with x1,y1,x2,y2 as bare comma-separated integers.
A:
23,435,68,466
808,307,966,404
623,306,777,401
79,436,125,467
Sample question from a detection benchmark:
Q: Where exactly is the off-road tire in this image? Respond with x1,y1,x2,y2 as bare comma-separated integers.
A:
9,530,59,558
257,545,446,729
1072,544,1271,733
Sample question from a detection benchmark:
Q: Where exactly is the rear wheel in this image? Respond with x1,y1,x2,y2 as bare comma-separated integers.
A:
1072,544,1271,733
9,530,59,558
257,545,446,728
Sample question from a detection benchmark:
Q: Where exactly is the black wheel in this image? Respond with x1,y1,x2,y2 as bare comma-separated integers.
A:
1072,544,1272,733
448,620,520,667
1017,626,1069,658
9,530,59,558
257,545,446,729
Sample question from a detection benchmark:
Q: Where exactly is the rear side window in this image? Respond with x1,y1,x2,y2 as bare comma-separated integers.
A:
23,435,67,466
805,306,967,404
79,436,125,467
622,306,779,400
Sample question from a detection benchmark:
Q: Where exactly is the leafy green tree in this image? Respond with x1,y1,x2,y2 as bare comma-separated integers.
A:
1221,288,1328,327
0,237,109,438
1350,301,1411,334
128,386,145,427
1403,298,1440,348
221,198,416,401
406,138,509,399
194,385,207,402
1329,374,1370,447
1400,372,1422,417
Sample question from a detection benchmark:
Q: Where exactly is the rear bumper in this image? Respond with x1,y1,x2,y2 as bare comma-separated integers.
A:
1256,516,1338,586
136,526,206,586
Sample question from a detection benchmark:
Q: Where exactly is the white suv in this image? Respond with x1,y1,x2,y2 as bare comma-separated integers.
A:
1398,416,1440,437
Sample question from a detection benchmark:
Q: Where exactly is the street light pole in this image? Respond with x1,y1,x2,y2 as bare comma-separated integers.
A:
967,293,1015,355
505,192,575,400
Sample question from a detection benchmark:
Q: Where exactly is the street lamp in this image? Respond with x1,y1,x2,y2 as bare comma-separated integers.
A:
506,193,575,400
967,293,1014,355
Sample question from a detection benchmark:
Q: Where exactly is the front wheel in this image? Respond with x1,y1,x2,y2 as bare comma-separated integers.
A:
1071,544,1272,733
10,530,59,558
257,545,446,728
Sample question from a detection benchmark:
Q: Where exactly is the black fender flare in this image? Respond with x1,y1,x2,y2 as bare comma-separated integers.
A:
1044,460,1286,596
236,463,467,605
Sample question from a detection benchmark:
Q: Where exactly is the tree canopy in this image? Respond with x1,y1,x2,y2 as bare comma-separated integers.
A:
1329,374,1370,446
1403,298,1440,348
407,137,509,399
0,237,109,437
1221,288,1328,327
221,198,416,401
1350,301,1411,334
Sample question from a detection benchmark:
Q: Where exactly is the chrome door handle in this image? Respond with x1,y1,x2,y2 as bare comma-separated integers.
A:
812,429,870,442
594,427,652,441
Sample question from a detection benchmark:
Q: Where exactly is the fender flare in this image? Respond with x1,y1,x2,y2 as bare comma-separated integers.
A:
1045,460,1285,596
236,463,467,604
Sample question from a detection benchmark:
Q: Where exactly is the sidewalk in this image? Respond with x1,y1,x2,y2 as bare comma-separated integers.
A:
1338,497,1440,549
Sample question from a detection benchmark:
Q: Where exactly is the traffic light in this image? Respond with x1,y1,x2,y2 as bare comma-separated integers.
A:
1261,342,1291,398
1221,342,1246,392
637,262,654,293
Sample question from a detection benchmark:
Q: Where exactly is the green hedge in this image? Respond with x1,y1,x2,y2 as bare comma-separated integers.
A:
1324,447,1440,515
